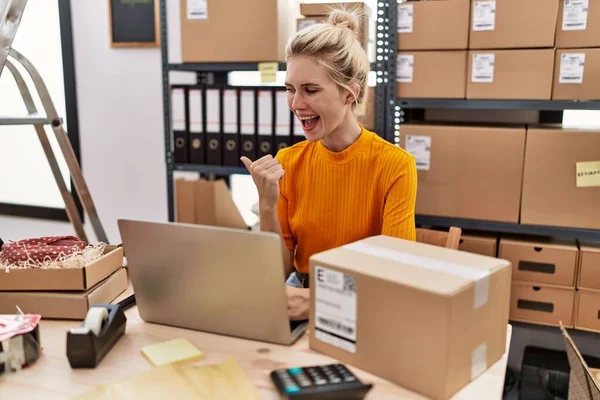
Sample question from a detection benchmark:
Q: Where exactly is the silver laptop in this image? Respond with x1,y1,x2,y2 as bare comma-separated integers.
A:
118,219,307,345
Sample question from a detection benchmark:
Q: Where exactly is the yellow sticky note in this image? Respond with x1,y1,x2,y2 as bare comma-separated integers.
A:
141,338,204,366
576,161,600,188
258,62,278,83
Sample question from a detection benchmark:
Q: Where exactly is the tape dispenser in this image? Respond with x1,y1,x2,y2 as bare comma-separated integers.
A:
66,304,126,368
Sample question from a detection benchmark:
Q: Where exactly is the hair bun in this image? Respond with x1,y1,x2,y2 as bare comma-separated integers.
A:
327,8,361,37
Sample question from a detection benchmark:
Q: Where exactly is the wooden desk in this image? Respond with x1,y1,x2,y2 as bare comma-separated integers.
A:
1,289,512,399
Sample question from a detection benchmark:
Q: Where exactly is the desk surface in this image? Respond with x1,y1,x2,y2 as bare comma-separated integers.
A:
1,287,512,399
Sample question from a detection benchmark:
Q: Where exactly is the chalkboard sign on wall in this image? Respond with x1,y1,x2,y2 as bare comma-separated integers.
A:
109,0,160,48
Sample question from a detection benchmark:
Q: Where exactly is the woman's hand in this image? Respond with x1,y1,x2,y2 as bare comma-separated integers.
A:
241,155,285,209
286,286,310,321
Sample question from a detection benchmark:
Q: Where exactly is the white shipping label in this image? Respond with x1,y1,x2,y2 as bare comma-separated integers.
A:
171,89,185,131
559,53,586,84
314,266,357,354
187,0,208,20
472,1,496,31
405,135,431,171
563,0,589,31
471,53,495,83
397,4,414,33
471,343,488,380
397,55,414,83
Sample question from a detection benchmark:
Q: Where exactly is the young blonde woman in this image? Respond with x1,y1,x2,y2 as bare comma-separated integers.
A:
241,8,417,320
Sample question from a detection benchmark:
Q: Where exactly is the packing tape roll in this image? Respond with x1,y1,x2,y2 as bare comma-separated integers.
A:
83,307,109,336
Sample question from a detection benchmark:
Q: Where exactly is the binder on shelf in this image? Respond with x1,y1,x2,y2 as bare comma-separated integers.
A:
257,89,274,158
274,89,292,153
205,87,222,166
292,109,305,144
239,89,257,165
171,87,189,163
222,88,239,166
188,87,205,165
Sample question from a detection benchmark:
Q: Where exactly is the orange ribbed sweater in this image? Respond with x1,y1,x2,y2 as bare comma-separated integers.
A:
275,126,417,274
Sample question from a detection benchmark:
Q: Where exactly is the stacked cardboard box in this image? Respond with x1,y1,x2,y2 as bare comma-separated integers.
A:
574,243,600,332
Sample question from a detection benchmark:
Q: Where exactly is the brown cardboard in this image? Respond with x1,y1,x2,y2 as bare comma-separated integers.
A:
499,238,579,287
521,127,600,230
175,179,248,230
574,288,600,332
0,247,124,291
397,0,470,50
552,48,600,100
397,51,467,98
578,245,600,290
459,233,498,257
556,0,600,48
510,282,576,327
469,0,559,49
180,0,296,62
400,124,526,223
0,268,128,319
308,235,511,400
466,49,555,100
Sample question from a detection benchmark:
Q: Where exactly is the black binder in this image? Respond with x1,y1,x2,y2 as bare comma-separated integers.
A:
274,89,292,152
205,87,222,165
222,88,239,166
257,88,274,158
171,86,189,163
239,88,257,164
188,87,205,164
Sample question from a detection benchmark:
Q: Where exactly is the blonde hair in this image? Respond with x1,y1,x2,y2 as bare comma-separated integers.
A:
286,7,370,112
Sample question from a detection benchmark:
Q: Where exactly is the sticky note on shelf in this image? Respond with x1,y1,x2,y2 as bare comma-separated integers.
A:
258,62,278,83
576,161,600,188
141,338,204,366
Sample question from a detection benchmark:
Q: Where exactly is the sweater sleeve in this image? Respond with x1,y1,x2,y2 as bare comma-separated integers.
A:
381,155,417,240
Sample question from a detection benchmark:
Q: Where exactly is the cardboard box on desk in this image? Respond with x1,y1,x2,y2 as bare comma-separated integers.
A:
467,49,555,99
469,0,559,49
556,0,600,48
552,48,600,100
0,268,128,319
400,124,526,223
521,126,600,230
397,0,470,50
0,246,123,291
397,51,467,98
308,235,511,400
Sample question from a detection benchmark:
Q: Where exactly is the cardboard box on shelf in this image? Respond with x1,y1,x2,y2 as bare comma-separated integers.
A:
521,126,600,230
175,179,248,230
556,0,600,48
510,282,576,327
552,48,600,100
499,238,579,288
459,233,498,257
577,244,600,290
0,246,124,291
400,124,526,223
397,0,470,50
308,235,511,400
397,51,467,98
0,268,128,319
574,288,600,332
467,49,555,99
469,0,559,49
180,0,298,62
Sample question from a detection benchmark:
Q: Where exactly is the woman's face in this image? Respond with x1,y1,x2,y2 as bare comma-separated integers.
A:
285,56,352,142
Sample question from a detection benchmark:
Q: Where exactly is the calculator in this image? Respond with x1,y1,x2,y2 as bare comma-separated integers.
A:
270,363,373,399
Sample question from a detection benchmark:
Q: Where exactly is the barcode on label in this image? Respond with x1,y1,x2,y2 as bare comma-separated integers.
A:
318,317,355,335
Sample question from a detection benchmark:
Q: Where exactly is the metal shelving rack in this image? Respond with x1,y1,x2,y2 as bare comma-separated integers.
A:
160,0,395,222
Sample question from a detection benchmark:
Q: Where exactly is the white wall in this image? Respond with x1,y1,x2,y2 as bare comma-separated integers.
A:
0,0,167,243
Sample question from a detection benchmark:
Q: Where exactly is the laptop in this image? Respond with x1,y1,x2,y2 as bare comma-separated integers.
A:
118,219,308,345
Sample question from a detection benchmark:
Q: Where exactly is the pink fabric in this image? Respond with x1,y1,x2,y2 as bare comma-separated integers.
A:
0,236,87,266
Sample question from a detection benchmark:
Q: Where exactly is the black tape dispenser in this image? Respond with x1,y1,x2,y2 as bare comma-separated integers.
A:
66,304,126,368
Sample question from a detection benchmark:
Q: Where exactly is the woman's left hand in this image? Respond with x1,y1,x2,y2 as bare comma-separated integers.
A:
286,286,310,320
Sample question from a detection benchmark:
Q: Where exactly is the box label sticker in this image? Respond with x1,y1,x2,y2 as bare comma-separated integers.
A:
397,4,414,33
471,343,488,380
397,55,414,83
187,0,208,20
576,161,600,187
405,135,431,171
562,0,589,31
471,53,495,83
559,53,585,84
315,266,357,354
298,19,319,31
472,1,496,31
